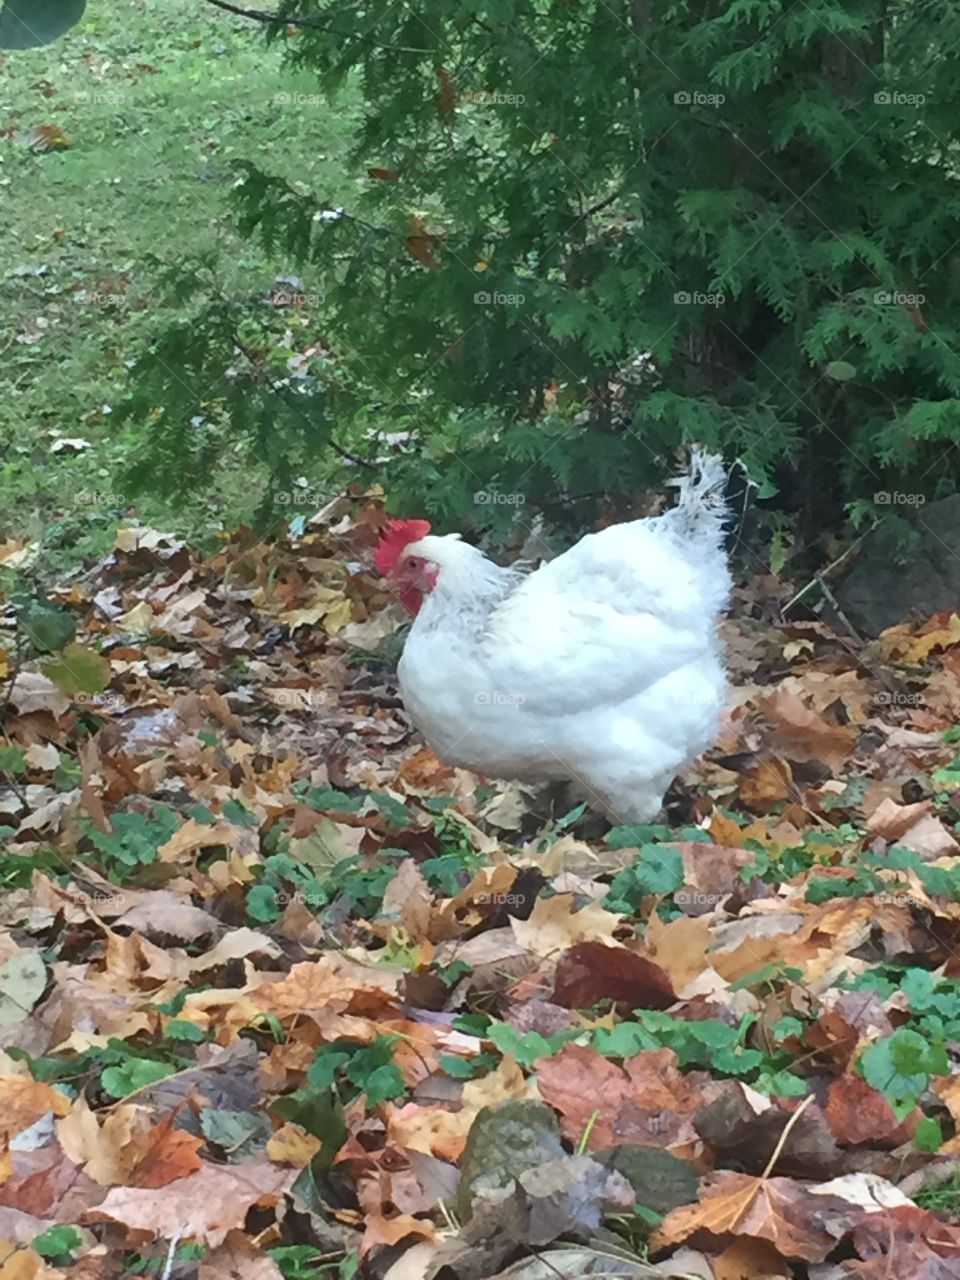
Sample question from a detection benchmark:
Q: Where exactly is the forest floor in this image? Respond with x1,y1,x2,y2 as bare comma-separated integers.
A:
2,498,960,1278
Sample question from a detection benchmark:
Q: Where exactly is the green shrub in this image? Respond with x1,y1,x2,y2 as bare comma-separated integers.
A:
77,0,960,535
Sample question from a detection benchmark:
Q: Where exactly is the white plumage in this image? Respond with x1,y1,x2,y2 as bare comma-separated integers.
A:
380,451,731,824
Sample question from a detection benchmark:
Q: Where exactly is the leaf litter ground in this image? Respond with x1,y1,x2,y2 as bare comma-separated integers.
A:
3,498,960,1279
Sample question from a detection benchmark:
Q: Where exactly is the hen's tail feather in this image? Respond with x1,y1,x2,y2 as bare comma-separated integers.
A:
666,447,729,543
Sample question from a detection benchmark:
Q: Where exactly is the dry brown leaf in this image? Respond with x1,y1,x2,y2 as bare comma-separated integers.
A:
824,1074,906,1147
0,1240,61,1280
57,1098,140,1186
0,1077,70,1139
378,858,433,941
266,1123,321,1167
714,1236,791,1279
361,1211,434,1258
62,1099,201,1189
536,1044,712,1154
127,1110,205,1188
388,1056,534,1161
510,893,620,958
881,613,960,663
764,688,858,770
156,819,254,864
251,956,401,1022
737,757,793,811
652,1170,851,1262
645,912,711,990
866,796,933,841
8,673,70,718
199,1230,285,1280
113,892,220,943
406,217,441,268
86,1155,292,1245
895,813,959,859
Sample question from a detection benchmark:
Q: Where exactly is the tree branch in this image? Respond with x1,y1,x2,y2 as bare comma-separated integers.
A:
200,0,431,52
229,331,379,470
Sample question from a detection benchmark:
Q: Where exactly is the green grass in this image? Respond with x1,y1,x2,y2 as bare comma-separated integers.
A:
0,0,358,569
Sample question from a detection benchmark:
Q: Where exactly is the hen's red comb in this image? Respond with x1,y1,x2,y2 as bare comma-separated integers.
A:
374,518,432,574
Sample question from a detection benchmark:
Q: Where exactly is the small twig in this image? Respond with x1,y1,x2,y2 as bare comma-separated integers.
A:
819,580,865,645
0,632,23,729
576,1108,600,1154
582,187,625,219
200,0,431,51
228,331,379,471
437,1198,460,1232
159,1229,184,1280
762,1093,814,1179
781,531,868,621
327,436,379,470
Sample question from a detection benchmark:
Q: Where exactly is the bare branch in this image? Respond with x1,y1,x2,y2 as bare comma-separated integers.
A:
200,0,431,52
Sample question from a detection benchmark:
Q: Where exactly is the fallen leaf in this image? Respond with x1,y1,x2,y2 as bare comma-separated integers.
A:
406,217,441,268
199,1230,285,1280
510,894,620,958
24,123,70,151
0,953,46,1025
0,1078,70,1139
738,757,793,811
552,941,674,1010
86,1155,293,1245
764,688,858,770
652,1170,854,1262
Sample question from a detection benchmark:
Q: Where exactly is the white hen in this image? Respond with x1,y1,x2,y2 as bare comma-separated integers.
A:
375,451,731,824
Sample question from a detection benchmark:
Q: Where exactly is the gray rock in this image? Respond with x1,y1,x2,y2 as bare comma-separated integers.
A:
834,494,960,636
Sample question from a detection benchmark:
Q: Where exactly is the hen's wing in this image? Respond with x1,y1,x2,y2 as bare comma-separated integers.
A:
481,519,727,717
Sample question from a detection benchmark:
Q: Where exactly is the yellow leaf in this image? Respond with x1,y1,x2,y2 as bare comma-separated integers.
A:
323,597,352,634
116,601,155,633
267,1122,322,1167
0,1076,70,1138
510,893,620,958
